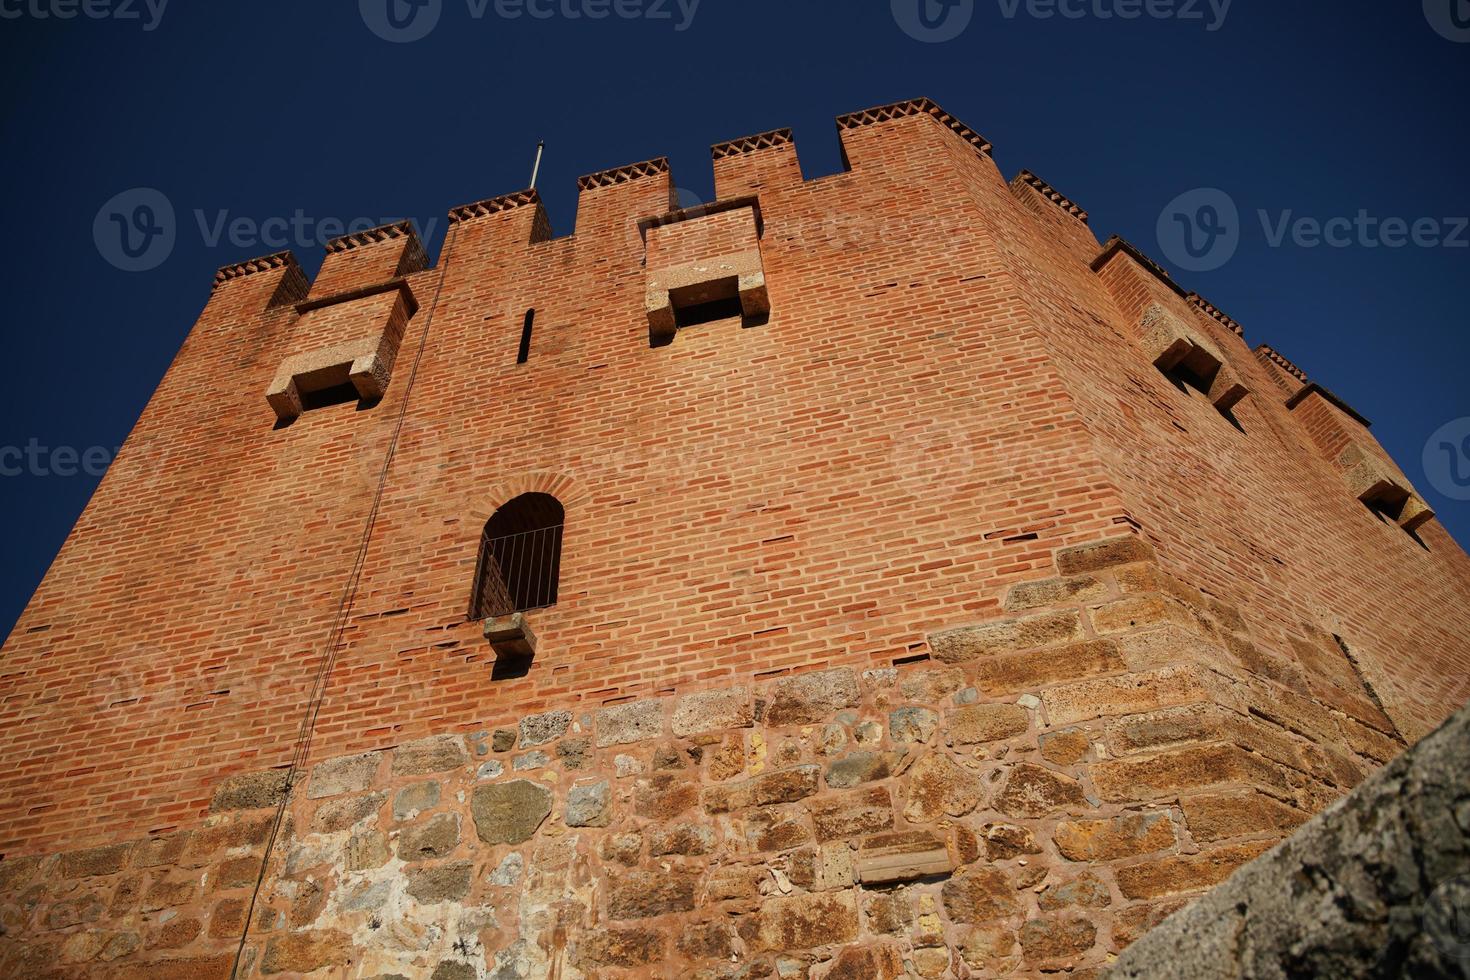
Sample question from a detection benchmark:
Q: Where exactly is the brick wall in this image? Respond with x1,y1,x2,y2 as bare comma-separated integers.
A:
1,97,1467,977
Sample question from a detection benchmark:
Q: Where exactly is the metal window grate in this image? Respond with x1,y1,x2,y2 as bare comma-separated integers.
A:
473,524,563,618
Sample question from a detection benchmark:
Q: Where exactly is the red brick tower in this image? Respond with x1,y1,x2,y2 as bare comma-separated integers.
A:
2,99,1467,978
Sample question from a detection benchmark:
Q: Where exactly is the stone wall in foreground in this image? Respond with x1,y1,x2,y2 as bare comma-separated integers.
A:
0,538,1408,978
1109,701,1470,979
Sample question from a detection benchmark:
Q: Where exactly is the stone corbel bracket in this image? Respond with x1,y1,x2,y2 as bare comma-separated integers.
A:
638,197,769,344
1335,443,1435,533
484,612,538,660
1140,304,1249,412
265,280,419,423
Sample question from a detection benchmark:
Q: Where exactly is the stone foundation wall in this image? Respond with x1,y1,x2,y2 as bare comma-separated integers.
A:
0,538,1406,978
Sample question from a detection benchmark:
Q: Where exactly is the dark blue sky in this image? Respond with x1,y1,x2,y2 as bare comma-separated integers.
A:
2,1,1467,638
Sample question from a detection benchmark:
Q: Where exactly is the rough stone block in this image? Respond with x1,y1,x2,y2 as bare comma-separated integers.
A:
306,752,381,799
390,735,466,776
397,812,459,861
1092,742,1290,802
566,780,612,828
607,868,700,920
518,709,571,747
470,779,552,845
673,685,754,736
754,890,859,950
1041,664,1216,726
575,927,666,969
1055,535,1156,575
903,752,985,821
1115,842,1272,900
942,867,1021,923
930,611,1084,664
765,668,860,726
1003,575,1108,612
596,699,664,747
993,763,1086,818
260,929,352,975
404,861,473,904
972,639,1126,695
949,703,1030,744
1180,790,1308,844
1054,811,1176,861
210,770,289,813
825,751,906,789
810,787,895,842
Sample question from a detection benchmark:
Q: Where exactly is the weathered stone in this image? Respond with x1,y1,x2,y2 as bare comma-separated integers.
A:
132,832,191,869
307,752,381,799
1181,790,1309,844
601,833,642,866
673,685,754,736
471,779,552,845
1041,664,1215,726
209,898,247,939
1039,728,1092,766
745,805,813,852
397,812,460,861
1019,915,1097,960
112,953,234,980
512,750,549,771
958,924,1019,970
260,929,351,975
430,962,477,980
949,703,1030,744
57,843,132,879
1037,871,1111,911
649,822,715,856
911,946,951,978
900,667,966,702
289,880,328,928
393,780,441,821
864,891,914,934
576,926,666,968
889,706,940,744
942,867,1020,923
929,611,1084,664
1004,574,1108,612
1092,742,1289,802
825,751,905,789
810,787,894,842
46,894,105,929
678,921,737,960
707,865,766,902
210,769,289,812
492,728,517,752
519,709,571,747
1055,535,1155,575
707,733,746,781
992,763,1085,818
566,780,612,828
764,668,860,726
754,891,858,950
142,875,196,912
556,737,591,770
751,765,821,805
344,830,390,871
597,699,663,747
1054,811,1176,862
607,868,700,920
312,792,385,834
904,752,984,821
822,942,905,979
973,639,1126,694
404,861,473,904
1115,843,1271,900
391,735,466,776
636,773,699,819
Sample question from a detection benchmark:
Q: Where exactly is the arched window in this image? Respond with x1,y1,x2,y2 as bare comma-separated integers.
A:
470,493,564,619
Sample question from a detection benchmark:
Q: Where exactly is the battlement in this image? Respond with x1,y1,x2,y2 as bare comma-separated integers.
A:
1188,292,1245,337
1015,169,1089,222
1255,344,1310,384
711,128,794,160
836,96,993,157
577,155,671,191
